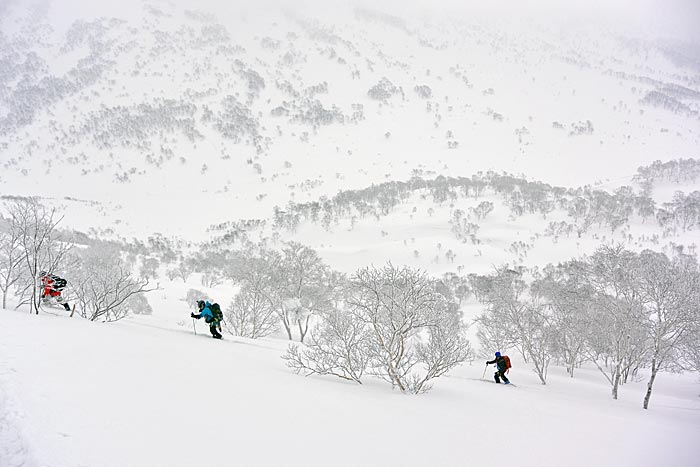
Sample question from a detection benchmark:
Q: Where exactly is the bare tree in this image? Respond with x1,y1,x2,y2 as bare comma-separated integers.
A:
230,243,337,342
470,201,494,220
284,264,470,393
124,293,153,315
474,312,514,358
635,249,700,409
531,262,593,377
473,267,554,384
0,222,23,309
582,245,649,400
166,257,194,282
231,250,293,338
279,242,336,343
283,307,371,383
6,199,72,314
347,264,471,393
183,288,211,308
72,246,154,322
139,256,160,281
679,321,700,398
516,302,556,385
227,282,279,338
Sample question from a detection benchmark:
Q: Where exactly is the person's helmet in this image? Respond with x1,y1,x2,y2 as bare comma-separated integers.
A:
197,300,205,310
495,351,501,358
39,271,47,276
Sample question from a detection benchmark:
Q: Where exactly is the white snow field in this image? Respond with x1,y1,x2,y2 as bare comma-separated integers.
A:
1,307,699,467
2,1,700,466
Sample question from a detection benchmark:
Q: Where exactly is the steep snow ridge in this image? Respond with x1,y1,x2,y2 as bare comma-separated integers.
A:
1,308,699,467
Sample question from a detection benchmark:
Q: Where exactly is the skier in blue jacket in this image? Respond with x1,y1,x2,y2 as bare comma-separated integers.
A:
486,352,510,384
191,300,222,339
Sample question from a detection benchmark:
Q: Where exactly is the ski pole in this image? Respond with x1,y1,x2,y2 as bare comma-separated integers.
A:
482,363,488,379
192,318,197,336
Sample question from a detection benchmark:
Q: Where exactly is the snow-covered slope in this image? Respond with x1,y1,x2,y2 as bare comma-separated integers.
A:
2,3,700,465
1,308,699,467
1,0,699,241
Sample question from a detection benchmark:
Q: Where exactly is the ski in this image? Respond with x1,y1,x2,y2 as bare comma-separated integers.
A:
461,377,517,387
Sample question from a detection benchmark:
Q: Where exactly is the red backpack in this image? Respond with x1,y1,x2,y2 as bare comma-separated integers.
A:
503,355,512,373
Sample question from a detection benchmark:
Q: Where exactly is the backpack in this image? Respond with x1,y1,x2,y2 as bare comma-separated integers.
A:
503,355,512,373
51,275,67,291
210,303,223,323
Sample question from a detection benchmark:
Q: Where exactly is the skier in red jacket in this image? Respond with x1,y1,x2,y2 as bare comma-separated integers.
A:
40,271,71,311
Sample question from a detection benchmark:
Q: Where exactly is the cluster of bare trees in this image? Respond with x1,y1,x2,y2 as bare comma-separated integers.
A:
283,264,472,393
657,191,700,232
187,243,471,393
70,245,154,321
1,16,114,137
223,242,341,342
472,245,700,408
3,199,697,400
634,158,700,193
0,199,153,321
0,199,72,314
81,99,202,150
266,161,700,245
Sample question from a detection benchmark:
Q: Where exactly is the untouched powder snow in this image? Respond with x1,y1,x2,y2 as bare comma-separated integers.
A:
1,309,699,467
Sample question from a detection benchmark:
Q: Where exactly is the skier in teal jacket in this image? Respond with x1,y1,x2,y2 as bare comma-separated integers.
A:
191,300,222,339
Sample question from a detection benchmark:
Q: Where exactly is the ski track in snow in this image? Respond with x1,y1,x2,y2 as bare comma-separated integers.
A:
0,363,37,467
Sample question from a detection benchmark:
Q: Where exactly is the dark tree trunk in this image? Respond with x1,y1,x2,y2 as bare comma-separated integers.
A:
643,359,659,410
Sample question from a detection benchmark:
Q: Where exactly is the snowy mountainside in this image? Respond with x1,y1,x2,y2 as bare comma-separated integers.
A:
1,308,699,467
1,0,699,242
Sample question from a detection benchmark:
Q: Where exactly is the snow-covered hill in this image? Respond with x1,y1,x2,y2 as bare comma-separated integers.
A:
1,0,699,242
1,307,699,467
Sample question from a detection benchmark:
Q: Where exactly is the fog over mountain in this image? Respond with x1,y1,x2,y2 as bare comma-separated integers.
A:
1,0,698,242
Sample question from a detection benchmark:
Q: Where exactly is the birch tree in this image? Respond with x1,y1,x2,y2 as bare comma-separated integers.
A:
284,307,371,383
227,282,279,338
71,245,154,321
347,264,471,393
531,262,593,377
279,242,336,343
583,245,648,400
679,324,700,398
0,222,23,309
230,243,338,342
230,250,293,338
635,249,700,409
285,264,472,393
473,267,554,384
6,199,72,314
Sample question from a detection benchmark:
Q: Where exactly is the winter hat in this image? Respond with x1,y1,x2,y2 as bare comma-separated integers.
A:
495,352,501,358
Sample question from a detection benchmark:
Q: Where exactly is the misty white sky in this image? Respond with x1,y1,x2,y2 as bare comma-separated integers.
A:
36,0,700,43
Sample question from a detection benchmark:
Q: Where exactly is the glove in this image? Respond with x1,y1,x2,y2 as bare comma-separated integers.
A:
191,313,197,318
